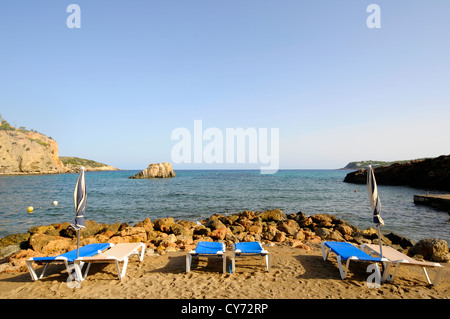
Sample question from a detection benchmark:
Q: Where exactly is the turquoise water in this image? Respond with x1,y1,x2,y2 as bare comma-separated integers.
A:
0,170,448,243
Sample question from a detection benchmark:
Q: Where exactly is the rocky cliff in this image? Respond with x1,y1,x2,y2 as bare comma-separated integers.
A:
343,155,450,191
129,162,175,179
0,123,117,175
0,129,65,175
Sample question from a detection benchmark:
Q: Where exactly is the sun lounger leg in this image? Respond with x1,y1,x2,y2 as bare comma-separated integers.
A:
222,254,226,274
381,262,391,282
388,262,402,283
321,242,329,261
421,267,432,285
186,254,191,273
138,243,145,262
231,253,236,273
39,263,49,280
119,258,129,280
265,254,270,272
74,261,84,282
26,259,39,281
336,255,350,279
433,266,444,286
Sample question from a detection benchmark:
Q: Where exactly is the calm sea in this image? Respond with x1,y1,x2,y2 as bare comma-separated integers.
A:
0,170,448,243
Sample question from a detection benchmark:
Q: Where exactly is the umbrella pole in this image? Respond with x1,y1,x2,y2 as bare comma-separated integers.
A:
77,230,80,259
377,226,383,258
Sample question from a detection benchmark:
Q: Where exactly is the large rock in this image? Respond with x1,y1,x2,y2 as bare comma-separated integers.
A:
409,238,450,262
258,209,286,222
153,217,175,232
129,162,175,179
0,233,30,248
29,233,73,254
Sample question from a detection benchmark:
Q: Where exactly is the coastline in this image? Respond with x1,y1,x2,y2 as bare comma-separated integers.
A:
0,210,448,299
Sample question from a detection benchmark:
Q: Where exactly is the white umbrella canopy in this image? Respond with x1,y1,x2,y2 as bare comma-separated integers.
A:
70,166,87,258
367,165,384,257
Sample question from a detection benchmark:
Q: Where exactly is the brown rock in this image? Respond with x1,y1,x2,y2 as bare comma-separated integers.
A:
118,226,147,242
274,231,286,242
293,230,306,241
129,162,175,179
210,228,228,240
29,233,62,253
171,224,193,237
134,218,154,232
278,220,300,236
205,217,227,230
336,224,353,236
153,217,175,233
291,240,311,251
248,224,263,234
409,238,450,262
0,233,30,248
258,209,286,222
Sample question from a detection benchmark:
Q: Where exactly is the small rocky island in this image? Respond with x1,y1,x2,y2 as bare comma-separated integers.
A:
129,162,175,179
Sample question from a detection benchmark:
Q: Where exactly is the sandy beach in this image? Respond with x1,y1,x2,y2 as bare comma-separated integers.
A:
0,243,448,300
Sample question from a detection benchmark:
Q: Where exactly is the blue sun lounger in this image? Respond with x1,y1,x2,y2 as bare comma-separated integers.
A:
321,241,388,280
186,241,226,274
231,242,270,273
26,243,112,281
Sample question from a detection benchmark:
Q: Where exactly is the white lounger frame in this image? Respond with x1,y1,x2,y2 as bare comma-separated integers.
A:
26,256,74,281
361,244,444,286
74,243,145,281
231,245,271,273
321,242,387,280
186,249,226,274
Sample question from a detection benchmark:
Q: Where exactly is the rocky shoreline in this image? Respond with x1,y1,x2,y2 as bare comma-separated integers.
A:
1,209,448,274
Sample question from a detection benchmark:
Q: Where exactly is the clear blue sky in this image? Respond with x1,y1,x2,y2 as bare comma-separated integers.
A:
1,1,449,169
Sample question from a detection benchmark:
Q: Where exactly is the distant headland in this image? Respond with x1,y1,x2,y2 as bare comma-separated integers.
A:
341,158,430,170
343,155,450,191
0,115,118,175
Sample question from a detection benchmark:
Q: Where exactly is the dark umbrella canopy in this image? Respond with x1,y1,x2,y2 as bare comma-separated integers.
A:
71,167,86,258
367,165,384,227
367,165,384,257
71,166,87,230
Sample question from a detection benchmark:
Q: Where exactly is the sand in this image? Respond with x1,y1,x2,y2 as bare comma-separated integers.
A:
0,243,448,301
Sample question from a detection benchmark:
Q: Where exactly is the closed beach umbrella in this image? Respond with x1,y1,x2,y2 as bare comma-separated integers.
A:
367,165,384,257
71,166,87,258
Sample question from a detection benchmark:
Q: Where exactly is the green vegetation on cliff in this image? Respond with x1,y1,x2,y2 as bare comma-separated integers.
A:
60,157,111,168
342,158,430,170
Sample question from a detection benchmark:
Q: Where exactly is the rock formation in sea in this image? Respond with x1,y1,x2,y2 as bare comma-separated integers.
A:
129,162,176,179
343,155,450,191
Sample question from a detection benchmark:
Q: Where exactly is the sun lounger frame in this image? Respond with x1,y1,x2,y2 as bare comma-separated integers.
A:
26,243,112,281
361,243,444,286
321,241,388,280
231,242,271,273
74,242,146,281
186,242,226,274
